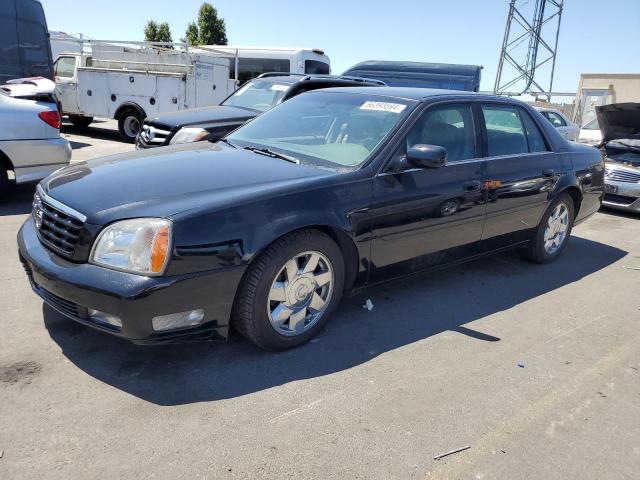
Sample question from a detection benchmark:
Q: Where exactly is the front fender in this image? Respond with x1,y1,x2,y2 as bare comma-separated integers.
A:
167,177,374,280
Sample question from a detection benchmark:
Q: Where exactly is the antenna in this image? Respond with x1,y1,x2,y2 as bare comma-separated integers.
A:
494,0,564,101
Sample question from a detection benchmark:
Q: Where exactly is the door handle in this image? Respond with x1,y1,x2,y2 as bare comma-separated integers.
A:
542,169,556,178
463,180,482,192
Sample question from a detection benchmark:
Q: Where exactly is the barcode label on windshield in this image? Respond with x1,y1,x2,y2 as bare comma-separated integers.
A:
360,101,407,113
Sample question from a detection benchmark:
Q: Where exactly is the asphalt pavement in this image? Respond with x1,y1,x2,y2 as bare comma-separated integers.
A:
0,125,638,479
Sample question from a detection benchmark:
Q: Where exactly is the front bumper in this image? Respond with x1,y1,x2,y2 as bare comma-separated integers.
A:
602,180,640,213
0,137,72,184
18,218,246,344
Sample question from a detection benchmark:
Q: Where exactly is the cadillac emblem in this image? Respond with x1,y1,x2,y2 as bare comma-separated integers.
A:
32,193,43,230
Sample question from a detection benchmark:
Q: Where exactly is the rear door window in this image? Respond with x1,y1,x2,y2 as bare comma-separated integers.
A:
482,105,549,156
482,105,529,156
520,110,549,153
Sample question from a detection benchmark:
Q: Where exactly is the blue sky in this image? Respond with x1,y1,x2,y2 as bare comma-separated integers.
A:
41,0,640,94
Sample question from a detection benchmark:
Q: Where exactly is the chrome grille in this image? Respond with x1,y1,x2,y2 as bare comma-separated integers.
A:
605,167,640,183
33,188,85,259
139,124,172,147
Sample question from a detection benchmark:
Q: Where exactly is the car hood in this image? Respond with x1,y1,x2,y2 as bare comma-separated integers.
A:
42,142,332,225
147,105,257,129
596,103,640,143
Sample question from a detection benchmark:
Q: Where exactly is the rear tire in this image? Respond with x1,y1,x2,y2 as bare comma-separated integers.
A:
232,229,345,351
519,193,575,264
117,108,144,143
68,115,93,128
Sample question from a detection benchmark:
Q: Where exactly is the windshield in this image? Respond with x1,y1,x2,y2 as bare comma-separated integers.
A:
583,118,600,130
221,79,291,113
227,91,413,170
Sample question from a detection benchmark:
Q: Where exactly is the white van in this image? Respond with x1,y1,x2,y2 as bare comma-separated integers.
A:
205,46,330,85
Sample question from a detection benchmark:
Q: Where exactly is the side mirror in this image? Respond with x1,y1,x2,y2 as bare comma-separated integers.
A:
406,144,447,169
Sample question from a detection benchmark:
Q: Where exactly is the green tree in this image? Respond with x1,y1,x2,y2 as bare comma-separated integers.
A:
184,21,199,45
144,20,173,47
144,20,159,42
183,3,228,46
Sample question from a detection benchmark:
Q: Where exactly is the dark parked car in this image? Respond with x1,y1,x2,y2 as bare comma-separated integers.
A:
19,88,604,350
0,0,54,84
135,73,385,149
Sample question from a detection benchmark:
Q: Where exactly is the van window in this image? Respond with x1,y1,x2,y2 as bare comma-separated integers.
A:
0,0,52,83
482,105,528,156
0,1,22,80
305,60,330,75
54,56,76,78
16,0,50,73
230,58,291,84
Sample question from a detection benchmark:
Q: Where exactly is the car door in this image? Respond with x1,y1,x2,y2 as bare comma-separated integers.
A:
54,55,79,113
480,103,565,247
369,102,487,282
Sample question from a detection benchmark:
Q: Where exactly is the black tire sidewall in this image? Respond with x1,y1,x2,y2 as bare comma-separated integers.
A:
250,232,345,350
118,109,142,143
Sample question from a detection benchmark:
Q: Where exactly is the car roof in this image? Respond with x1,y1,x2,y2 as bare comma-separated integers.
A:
254,73,385,86
308,86,523,103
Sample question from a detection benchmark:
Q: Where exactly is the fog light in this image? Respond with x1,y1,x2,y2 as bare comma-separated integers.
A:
88,308,122,328
152,309,205,332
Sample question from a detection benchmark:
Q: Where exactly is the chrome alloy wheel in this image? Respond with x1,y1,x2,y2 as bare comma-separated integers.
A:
267,251,334,336
543,202,570,255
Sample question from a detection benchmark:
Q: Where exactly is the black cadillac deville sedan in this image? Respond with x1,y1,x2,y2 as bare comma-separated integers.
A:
18,87,604,350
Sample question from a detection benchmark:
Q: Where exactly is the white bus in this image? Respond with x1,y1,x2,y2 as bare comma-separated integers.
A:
202,46,331,85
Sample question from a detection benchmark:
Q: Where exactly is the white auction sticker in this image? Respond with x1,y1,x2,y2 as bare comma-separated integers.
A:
271,84,289,92
360,101,407,113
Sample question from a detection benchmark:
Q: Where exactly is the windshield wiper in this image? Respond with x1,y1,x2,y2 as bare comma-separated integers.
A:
218,138,237,148
243,146,300,164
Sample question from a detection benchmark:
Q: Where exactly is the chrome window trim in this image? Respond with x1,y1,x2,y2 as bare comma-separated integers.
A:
36,184,87,223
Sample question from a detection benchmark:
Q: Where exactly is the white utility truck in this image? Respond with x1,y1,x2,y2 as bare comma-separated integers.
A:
54,41,235,142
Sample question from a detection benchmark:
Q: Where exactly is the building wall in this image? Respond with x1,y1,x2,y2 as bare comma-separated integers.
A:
573,74,640,125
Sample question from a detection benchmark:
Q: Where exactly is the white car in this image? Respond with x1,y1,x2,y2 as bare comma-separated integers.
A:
0,78,71,195
578,117,603,146
536,107,579,142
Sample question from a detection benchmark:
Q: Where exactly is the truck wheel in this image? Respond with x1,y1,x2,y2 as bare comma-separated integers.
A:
69,115,93,128
117,108,143,143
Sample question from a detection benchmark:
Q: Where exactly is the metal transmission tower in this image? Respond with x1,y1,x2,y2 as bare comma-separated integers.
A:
494,0,564,100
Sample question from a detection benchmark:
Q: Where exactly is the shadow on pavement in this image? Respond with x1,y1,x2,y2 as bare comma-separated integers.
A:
43,236,626,406
62,120,123,143
0,182,37,216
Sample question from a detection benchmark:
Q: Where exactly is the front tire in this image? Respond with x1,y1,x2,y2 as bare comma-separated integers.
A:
232,229,345,350
520,193,575,263
117,108,143,143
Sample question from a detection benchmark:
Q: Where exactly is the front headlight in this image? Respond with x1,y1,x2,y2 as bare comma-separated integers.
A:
91,218,172,276
169,127,209,145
